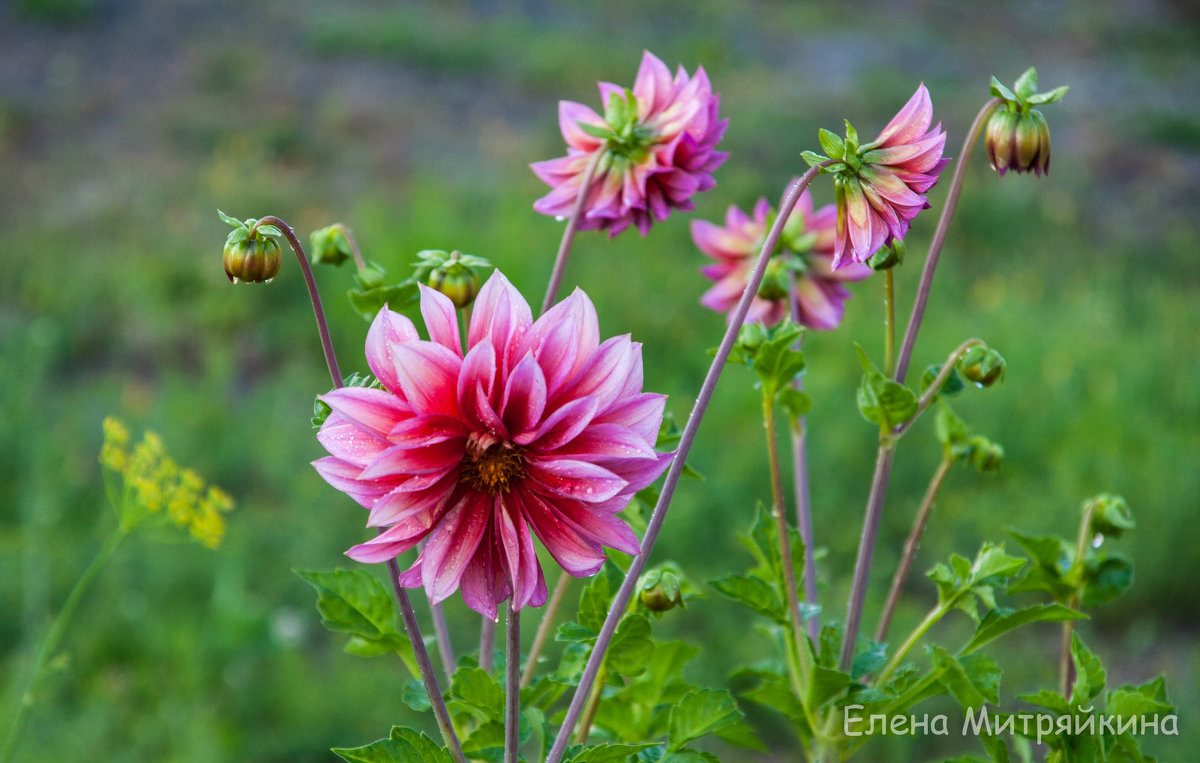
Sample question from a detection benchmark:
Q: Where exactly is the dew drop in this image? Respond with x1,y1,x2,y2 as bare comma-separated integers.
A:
555,215,567,222
1091,533,1104,549
231,276,241,284
264,277,275,284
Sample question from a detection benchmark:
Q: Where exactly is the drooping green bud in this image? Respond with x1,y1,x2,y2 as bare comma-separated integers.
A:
868,237,905,270
309,224,353,267
757,256,792,301
219,211,283,284
958,345,1006,387
966,435,1004,473
986,67,1067,178
1086,494,1134,539
638,567,684,615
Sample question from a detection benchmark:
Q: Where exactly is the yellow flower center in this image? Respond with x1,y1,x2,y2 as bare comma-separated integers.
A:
459,441,525,495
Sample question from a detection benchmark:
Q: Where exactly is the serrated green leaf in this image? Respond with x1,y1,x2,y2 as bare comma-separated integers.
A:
776,386,811,424
607,613,654,676
461,720,504,760
971,544,1026,583
565,742,661,762
961,604,1086,654
332,726,451,763
1080,554,1133,608
449,666,504,721
809,665,852,708
709,574,785,624
401,679,432,712
933,646,989,710
1105,688,1174,719
1069,632,1106,704
667,689,742,752
855,345,917,432
1018,689,1070,715
295,569,398,638
851,640,887,679
556,621,597,644
935,402,971,457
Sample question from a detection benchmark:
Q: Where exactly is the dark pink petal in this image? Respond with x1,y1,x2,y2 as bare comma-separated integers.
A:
345,517,429,563
317,414,389,466
312,456,397,508
320,387,409,438
546,423,657,461
520,490,608,577
496,498,542,610
459,530,501,620
604,449,672,494
458,340,508,438
392,341,462,417
388,415,469,447
421,491,491,605
418,284,463,357
874,84,933,147
526,458,627,503
360,439,463,480
366,476,455,528
500,353,548,437
365,307,419,393
550,496,642,556
468,271,533,375
556,334,635,409
795,276,849,331
593,392,666,445
521,395,600,450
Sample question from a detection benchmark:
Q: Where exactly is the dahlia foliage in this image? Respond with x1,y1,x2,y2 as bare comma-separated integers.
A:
313,272,671,619
532,50,728,236
694,189,873,329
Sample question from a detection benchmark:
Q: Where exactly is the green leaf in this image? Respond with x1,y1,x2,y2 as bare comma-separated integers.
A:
1027,85,1069,105
1089,494,1135,538
933,647,1001,710
667,689,742,751
401,679,432,712
556,621,597,644
1069,632,1106,705
254,223,282,239
1018,689,1070,715
576,121,614,140
332,726,451,763
922,364,966,398
855,345,917,432
851,640,887,679
449,666,504,721
1013,67,1038,99
750,320,805,393
800,150,829,167
709,574,785,624
660,751,720,763
577,561,622,634
607,613,654,676
295,569,417,675
808,666,852,708
564,742,660,762
961,604,1086,654
461,721,504,761
935,402,971,458
217,209,244,228
818,128,846,159
1080,554,1133,608
1105,687,1174,719
776,386,811,425
817,623,842,669
971,544,1026,584
347,280,420,322
989,77,1018,103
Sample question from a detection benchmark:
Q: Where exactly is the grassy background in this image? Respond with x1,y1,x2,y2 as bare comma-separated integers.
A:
1,0,1197,760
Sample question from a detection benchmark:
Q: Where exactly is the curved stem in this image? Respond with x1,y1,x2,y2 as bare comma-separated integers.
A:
893,99,1000,384
874,598,951,687
540,151,603,315
546,165,832,763
520,571,571,688
838,445,895,671
875,455,955,644
251,216,343,388
892,338,985,439
504,604,521,763
335,224,367,271
386,558,465,763
1,528,127,763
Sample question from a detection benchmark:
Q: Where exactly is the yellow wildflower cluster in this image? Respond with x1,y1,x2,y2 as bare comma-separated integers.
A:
99,416,235,549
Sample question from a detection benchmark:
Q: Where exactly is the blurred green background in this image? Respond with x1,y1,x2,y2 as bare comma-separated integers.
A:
1,0,1196,760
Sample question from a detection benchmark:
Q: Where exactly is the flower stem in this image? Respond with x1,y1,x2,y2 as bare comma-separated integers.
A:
764,388,813,696
520,571,571,688
892,338,984,439
540,151,603,315
545,166,831,763
479,616,496,674
873,598,951,687
883,268,896,379
1,527,127,763
893,98,1001,384
385,558,465,763
505,604,521,763
1061,499,1098,696
838,444,896,671
875,454,955,644
250,216,343,388
336,224,367,271
575,665,608,745
787,284,819,643
430,600,455,683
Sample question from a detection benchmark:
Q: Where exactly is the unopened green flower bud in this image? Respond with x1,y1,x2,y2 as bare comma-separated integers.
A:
985,109,1020,176
959,345,1006,387
355,261,387,290
757,256,792,301
638,568,684,614
966,436,1004,472
427,252,481,309
309,224,352,267
223,235,281,284
1086,493,1134,539
868,238,905,271
986,68,1066,178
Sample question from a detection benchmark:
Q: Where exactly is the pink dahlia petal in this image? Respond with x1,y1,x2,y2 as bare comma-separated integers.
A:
522,395,600,450
365,307,419,393
527,458,627,503
469,271,533,373
312,456,396,508
499,353,548,437
459,536,502,621
320,387,409,438
874,83,933,147
521,490,608,577
418,284,463,357
391,342,462,417
316,414,388,466
421,491,491,605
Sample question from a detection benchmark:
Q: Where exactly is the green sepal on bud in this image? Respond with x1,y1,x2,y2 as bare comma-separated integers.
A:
1085,494,1134,539
637,565,688,617
414,249,487,309
986,67,1066,178
958,345,1006,387
867,237,905,271
309,224,353,267
218,210,282,284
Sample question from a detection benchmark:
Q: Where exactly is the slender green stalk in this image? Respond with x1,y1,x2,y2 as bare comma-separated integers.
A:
520,571,571,688
545,165,834,763
893,99,1001,384
505,604,521,763
1061,499,1098,696
875,455,955,644
883,269,896,379
250,216,342,388
540,151,603,315
874,598,952,686
2,528,127,763
786,284,819,643
763,389,812,695
575,665,608,745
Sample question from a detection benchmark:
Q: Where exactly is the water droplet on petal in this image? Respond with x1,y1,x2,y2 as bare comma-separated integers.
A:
555,215,567,222
1091,533,1104,549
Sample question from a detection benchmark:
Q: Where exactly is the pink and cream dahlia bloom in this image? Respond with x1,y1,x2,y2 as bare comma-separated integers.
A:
531,50,728,237
694,189,872,329
832,84,948,269
313,271,671,619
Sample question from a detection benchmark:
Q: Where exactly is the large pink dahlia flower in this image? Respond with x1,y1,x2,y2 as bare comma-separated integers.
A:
833,84,948,269
531,50,728,237
694,190,873,329
313,271,671,619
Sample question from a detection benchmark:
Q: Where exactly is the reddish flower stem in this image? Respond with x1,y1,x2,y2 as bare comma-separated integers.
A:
545,165,832,763
540,151,603,315
893,99,1001,384
335,223,367,271
479,616,496,674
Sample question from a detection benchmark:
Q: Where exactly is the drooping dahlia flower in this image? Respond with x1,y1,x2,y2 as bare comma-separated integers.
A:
694,190,873,329
531,50,728,237
831,84,948,269
313,271,671,619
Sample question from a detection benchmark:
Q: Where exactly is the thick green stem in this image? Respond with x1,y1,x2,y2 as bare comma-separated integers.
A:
545,165,834,763
893,99,1001,384
1,528,127,763
540,151,603,315
875,455,955,644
